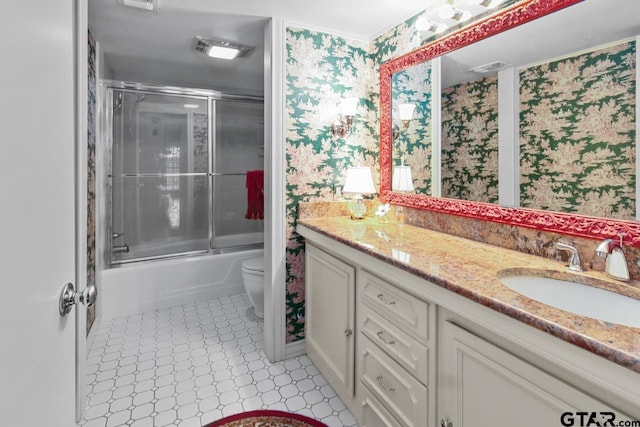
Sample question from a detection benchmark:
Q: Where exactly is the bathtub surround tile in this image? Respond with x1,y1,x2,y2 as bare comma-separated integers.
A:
81,293,357,427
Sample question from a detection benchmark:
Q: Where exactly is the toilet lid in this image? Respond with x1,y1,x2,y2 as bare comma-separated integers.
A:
243,256,264,273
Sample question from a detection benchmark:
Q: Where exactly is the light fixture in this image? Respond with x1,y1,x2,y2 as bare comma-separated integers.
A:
342,166,377,219
331,97,359,138
192,37,254,60
120,0,158,11
392,164,415,192
469,61,508,74
462,0,505,8
415,17,448,34
439,4,472,22
392,159,414,223
183,103,200,109
398,103,416,130
393,103,416,140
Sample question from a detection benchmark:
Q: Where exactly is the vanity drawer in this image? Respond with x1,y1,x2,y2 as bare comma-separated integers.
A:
361,335,428,427
360,303,429,385
360,387,403,427
360,270,430,344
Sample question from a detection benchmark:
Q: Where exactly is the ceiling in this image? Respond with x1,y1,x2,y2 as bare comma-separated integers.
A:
89,0,438,94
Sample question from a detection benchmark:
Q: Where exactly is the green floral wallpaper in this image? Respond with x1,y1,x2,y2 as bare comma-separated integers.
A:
441,75,499,203
520,40,636,219
285,27,378,342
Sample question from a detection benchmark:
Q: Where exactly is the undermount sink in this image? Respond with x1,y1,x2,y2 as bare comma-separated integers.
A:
499,274,640,328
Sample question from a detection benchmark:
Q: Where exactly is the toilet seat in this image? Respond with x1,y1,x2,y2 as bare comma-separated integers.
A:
242,256,264,274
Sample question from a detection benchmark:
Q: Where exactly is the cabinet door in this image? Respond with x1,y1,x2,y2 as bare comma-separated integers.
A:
305,244,356,403
439,321,619,427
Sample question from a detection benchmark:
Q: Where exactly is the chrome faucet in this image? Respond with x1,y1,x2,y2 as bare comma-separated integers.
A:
596,236,630,281
555,242,583,272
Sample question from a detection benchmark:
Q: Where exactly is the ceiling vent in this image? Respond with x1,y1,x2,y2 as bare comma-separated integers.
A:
119,0,158,12
192,37,254,60
469,61,507,74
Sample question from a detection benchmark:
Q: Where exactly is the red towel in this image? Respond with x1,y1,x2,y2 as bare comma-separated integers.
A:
245,170,264,220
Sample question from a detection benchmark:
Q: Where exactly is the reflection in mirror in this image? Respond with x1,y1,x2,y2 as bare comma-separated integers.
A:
519,40,636,220
441,72,498,203
391,60,432,194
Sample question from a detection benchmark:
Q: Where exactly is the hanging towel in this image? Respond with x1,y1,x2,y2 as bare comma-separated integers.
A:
245,170,264,220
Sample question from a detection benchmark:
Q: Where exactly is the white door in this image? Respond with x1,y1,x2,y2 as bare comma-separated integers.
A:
0,1,78,425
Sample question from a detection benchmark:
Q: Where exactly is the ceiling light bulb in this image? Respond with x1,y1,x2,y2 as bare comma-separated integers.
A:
439,4,456,19
207,45,240,60
415,17,447,34
439,4,472,21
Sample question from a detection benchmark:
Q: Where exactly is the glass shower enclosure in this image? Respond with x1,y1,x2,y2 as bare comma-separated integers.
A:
108,84,264,264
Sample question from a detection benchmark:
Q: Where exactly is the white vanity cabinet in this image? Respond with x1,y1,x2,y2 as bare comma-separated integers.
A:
304,243,356,407
298,224,640,427
438,318,621,427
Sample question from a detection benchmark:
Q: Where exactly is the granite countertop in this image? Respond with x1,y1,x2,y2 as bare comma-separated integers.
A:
297,216,640,374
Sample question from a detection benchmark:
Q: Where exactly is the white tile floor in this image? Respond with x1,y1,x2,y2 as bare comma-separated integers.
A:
81,293,358,427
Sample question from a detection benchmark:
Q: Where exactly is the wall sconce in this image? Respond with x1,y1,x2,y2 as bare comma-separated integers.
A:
398,103,416,130
342,166,377,219
439,4,472,22
393,103,416,140
331,97,359,138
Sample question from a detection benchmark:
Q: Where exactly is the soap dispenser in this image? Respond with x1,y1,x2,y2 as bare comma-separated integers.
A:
595,235,630,282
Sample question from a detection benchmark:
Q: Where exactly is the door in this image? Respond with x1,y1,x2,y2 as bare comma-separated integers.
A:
438,321,620,427
305,244,356,405
0,1,77,425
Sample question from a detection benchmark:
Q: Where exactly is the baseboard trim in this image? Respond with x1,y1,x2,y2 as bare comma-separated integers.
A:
285,339,306,359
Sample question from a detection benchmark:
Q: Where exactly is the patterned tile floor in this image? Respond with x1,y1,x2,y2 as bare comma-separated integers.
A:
81,293,358,427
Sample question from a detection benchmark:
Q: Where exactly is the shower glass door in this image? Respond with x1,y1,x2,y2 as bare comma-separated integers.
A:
211,99,264,250
111,91,210,262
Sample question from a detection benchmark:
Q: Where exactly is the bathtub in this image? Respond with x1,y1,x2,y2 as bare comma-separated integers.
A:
100,248,263,319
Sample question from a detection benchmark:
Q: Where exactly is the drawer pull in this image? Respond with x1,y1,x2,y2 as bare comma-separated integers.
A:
376,330,396,345
377,293,396,305
376,375,395,392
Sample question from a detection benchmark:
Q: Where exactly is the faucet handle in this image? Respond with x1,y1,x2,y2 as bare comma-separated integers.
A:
555,242,583,272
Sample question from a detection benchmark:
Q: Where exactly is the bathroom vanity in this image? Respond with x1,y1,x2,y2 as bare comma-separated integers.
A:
298,217,640,427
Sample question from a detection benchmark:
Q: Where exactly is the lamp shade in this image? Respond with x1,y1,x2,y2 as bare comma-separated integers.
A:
392,165,414,192
343,166,376,195
398,103,416,121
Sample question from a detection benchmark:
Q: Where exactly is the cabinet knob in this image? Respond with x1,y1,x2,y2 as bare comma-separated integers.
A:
377,293,396,305
440,418,453,427
344,328,353,337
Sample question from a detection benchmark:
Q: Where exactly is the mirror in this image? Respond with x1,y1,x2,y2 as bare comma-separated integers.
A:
380,0,640,245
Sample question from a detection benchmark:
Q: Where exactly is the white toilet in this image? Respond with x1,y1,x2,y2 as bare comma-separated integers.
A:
242,256,265,318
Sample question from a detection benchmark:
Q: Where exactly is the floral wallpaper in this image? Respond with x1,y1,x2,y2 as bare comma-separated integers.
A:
285,27,377,342
441,75,499,203
520,40,636,219
87,31,97,334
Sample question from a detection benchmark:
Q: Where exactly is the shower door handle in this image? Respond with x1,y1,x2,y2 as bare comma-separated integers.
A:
58,283,98,317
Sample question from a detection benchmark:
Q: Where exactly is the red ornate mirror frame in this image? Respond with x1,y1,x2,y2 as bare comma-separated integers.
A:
379,0,640,247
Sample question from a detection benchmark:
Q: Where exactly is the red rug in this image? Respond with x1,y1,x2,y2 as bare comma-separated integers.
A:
203,410,328,427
